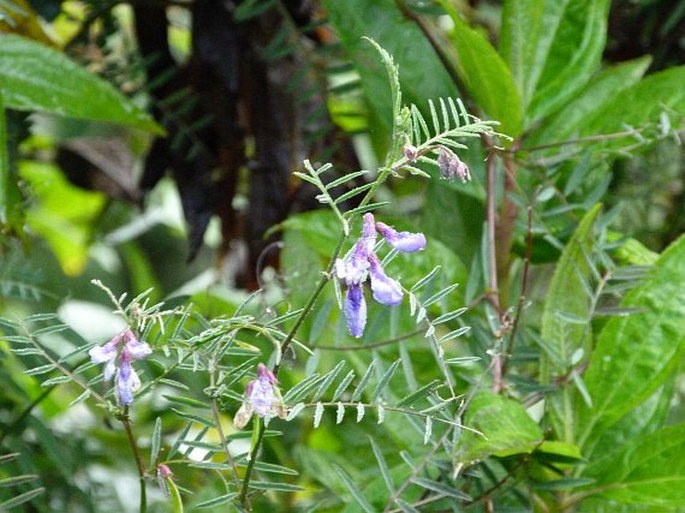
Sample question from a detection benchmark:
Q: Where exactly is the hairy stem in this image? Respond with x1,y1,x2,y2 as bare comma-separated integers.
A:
483,134,500,315
500,206,533,380
121,408,147,513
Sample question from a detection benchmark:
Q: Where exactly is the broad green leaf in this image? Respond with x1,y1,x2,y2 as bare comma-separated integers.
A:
0,35,162,133
581,65,685,142
580,378,675,479
541,204,601,376
500,0,609,122
20,161,106,275
526,57,651,147
325,0,458,156
585,424,685,507
576,234,685,451
453,391,543,464
439,2,522,138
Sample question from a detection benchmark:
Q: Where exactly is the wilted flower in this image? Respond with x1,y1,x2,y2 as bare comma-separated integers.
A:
89,328,151,406
437,146,470,182
234,363,286,429
336,213,426,337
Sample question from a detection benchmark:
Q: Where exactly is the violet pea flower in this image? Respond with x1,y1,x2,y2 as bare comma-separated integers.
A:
88,328,151,406
375,222,426,253
368,253,403,306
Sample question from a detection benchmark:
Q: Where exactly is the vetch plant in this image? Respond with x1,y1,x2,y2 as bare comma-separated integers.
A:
1,1,685,511
335,212,426,337
0,38,495,512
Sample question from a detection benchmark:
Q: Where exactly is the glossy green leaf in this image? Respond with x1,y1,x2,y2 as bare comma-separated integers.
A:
533,440,583,465
576,234,685,451
325,0,458,155
581,65,685,142
581,378,675,479
453,391,543,464
0,35,162,133
500,0,609,122
439,2,522,138
588,424,685,507
526,57,651,147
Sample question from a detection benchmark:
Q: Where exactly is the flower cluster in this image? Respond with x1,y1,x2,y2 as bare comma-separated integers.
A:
335,213,426,337
89,328,152,405
234,363,287,429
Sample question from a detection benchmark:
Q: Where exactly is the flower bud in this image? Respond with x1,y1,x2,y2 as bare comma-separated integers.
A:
437,147,470,182
403,143,419,163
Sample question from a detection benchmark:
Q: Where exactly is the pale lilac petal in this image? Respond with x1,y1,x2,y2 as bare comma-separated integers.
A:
103,359,117,381
368,254,403,306
249,379,275,417
241,364,285,424
127,339,152,360
375,222,426,252
344,283,367,338
116,349,141,405
89,343,117,364
116,359,140,406
359,213,378,254
336,246,370,286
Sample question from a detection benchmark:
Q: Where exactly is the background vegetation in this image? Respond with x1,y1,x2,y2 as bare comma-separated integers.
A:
1,0,684,511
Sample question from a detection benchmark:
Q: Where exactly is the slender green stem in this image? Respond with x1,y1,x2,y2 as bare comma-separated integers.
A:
209,366,240,485
238,419,265,509
121,407,147,513
310,329,424,351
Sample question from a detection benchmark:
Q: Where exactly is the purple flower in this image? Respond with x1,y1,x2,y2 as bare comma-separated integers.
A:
335,213,426,337
368,253,403,306
344,283,367,337
234,363,286,429
375,222,426,253
89,328,151,405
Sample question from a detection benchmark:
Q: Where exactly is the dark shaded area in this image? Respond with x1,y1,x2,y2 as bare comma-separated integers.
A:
605,0,685,72
132,0,359,288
